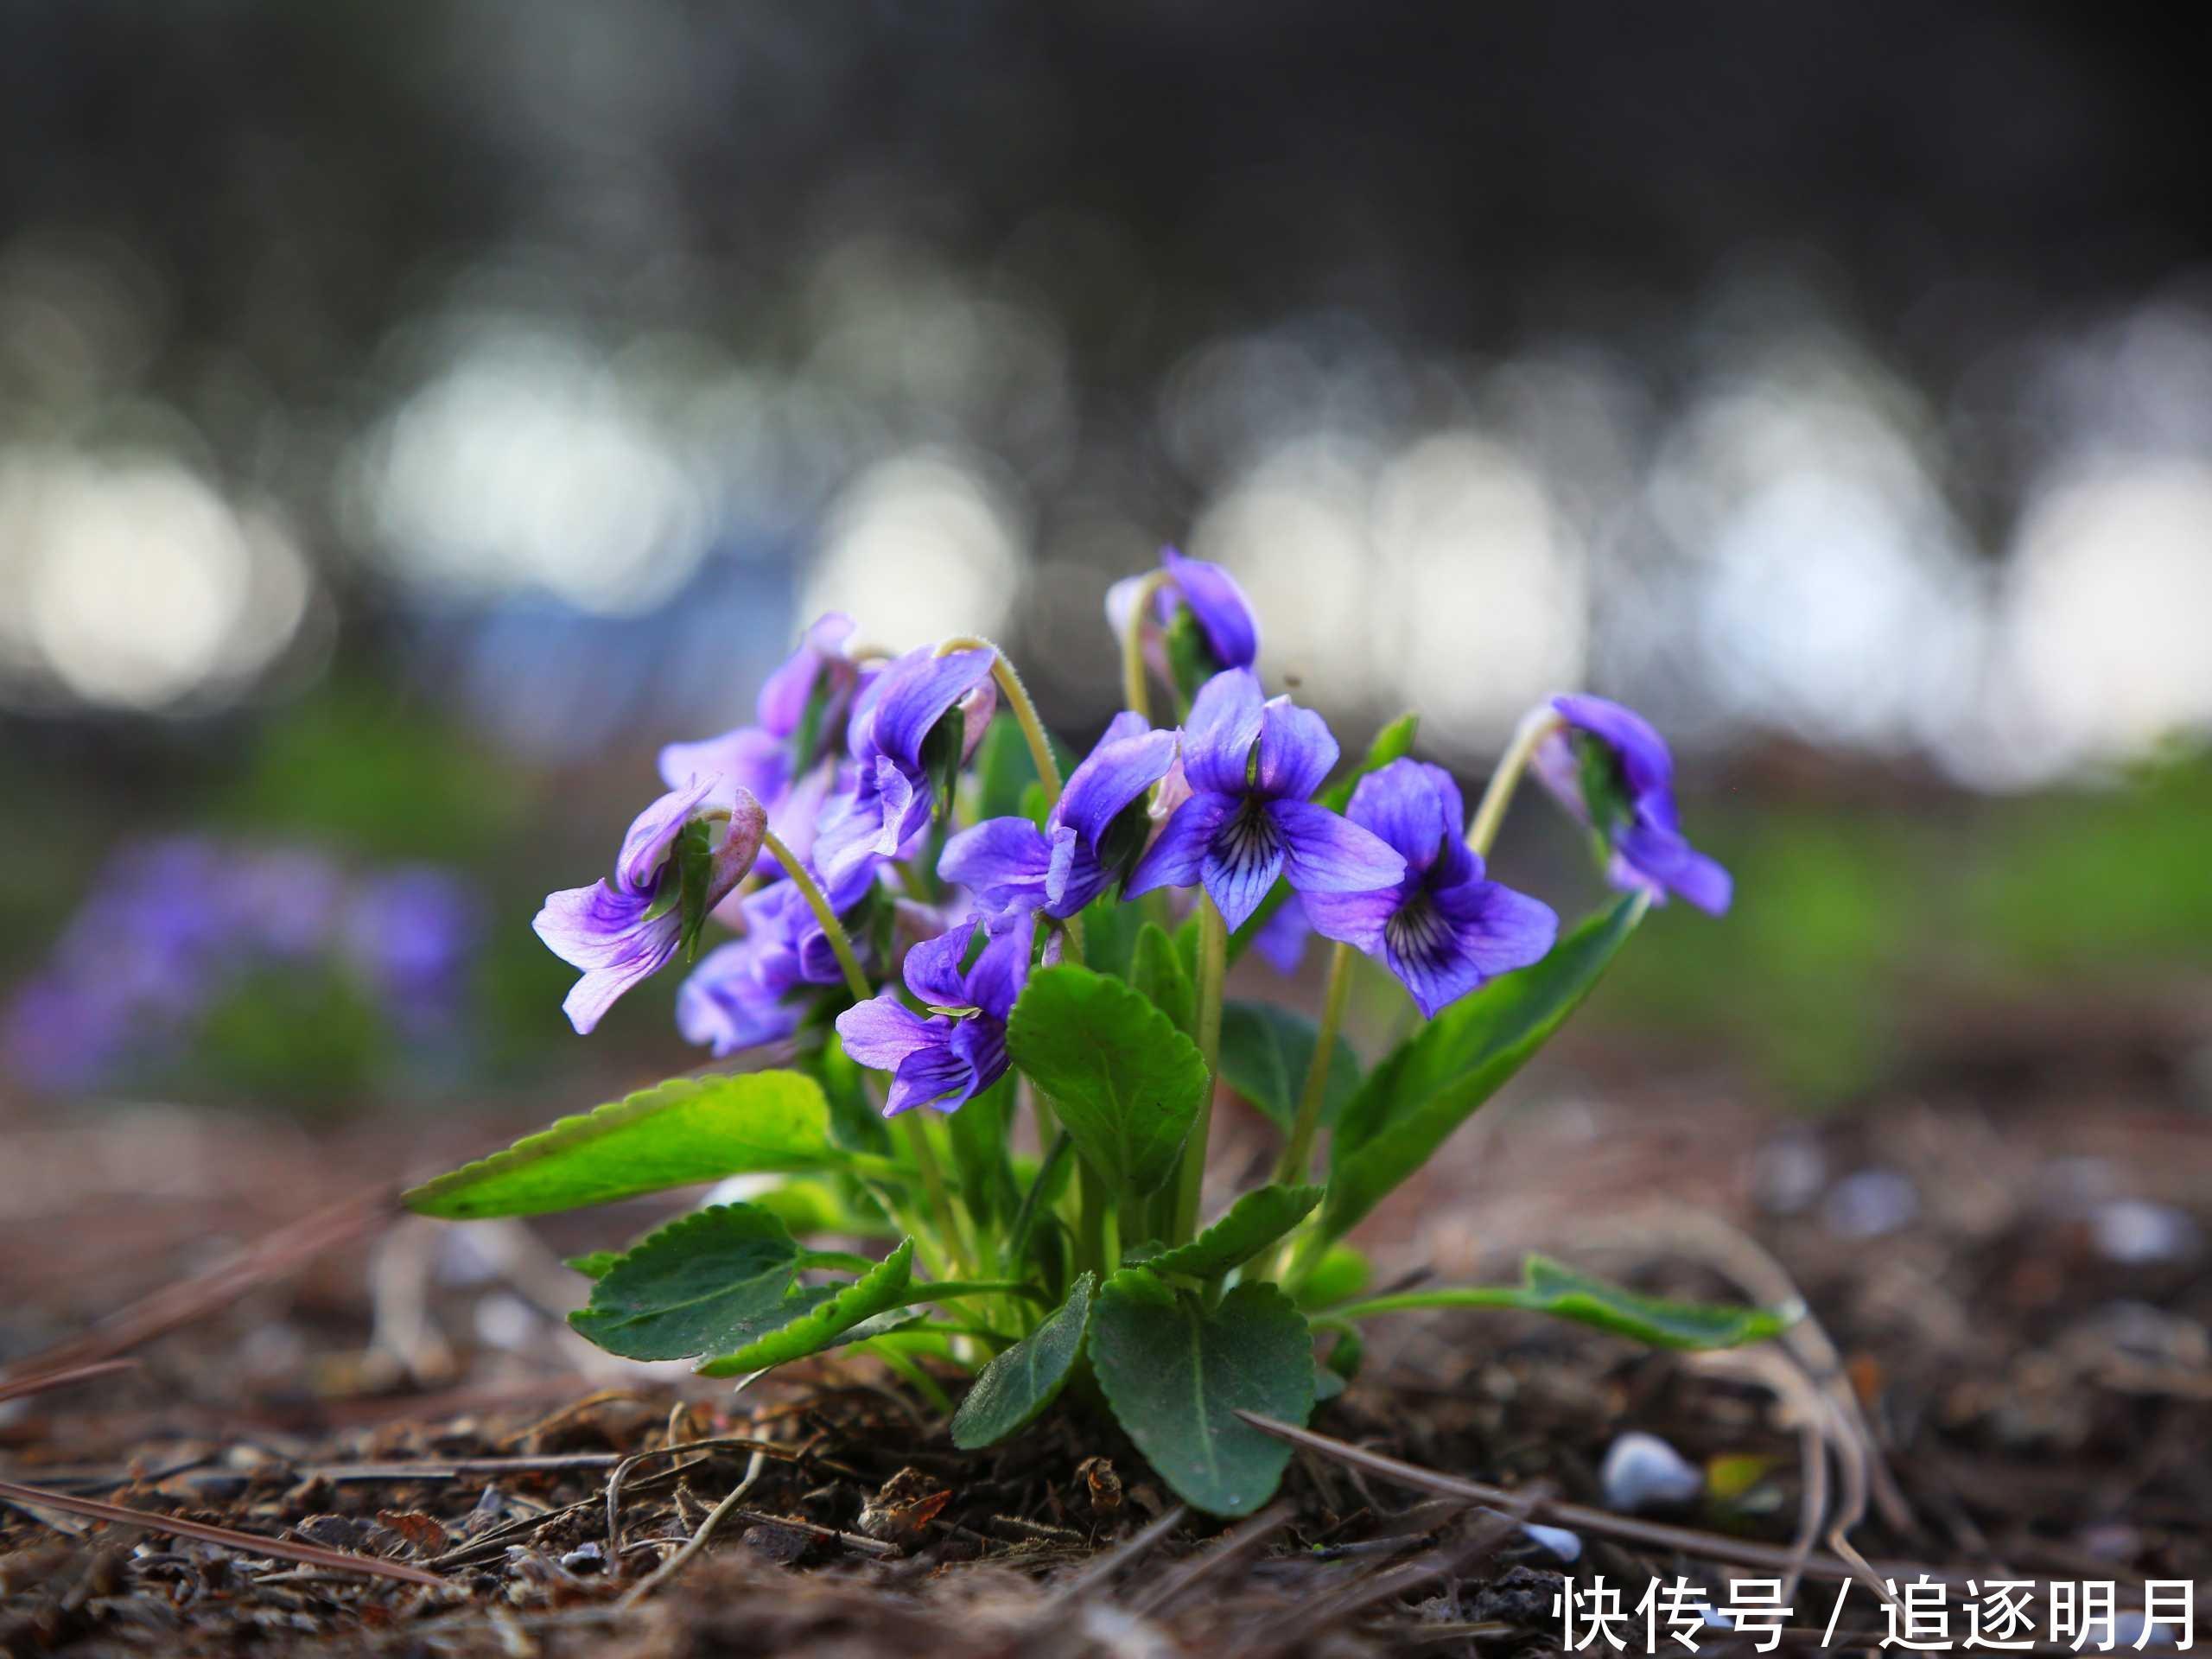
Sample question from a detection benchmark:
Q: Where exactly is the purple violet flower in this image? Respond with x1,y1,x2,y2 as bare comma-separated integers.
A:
834,911,1035,1116
674,850,877,1057
1300,760,1559,1016
1532,695,1732,915
938,711,1180,919
1125,669,1407,934
658,613,861,875
534,779,766,1034
811,645,998,883
1108,547,1261,677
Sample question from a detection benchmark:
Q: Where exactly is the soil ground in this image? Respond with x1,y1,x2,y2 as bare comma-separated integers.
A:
3,1009,2208,1656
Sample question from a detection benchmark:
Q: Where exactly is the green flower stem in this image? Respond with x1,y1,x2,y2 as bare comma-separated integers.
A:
934,634,1064,806
1275,940,1354,1183
758,828,870,1002
1171,896,1230,1245
1007,1130,1071,1264
1464,705,1565,857
899,1111,973,1278
1117,568,1173,721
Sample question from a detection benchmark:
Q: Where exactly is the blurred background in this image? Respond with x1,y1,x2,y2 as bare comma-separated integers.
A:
3,0,2209,1121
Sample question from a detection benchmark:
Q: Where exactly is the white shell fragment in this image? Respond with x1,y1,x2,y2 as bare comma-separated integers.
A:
1601,1431,1704,1511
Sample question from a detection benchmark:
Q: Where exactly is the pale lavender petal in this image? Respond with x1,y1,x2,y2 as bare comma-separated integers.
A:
1200,802,1287,932
1269,799,1408,895
534,880,661,971
756,612,855,734
560,944,676,1036
677,940,803,1055
939,817,1053,912
1058,723,1179,849
836,991,941,1070
1553,694,1674,797
1298,883,1397,956
1254,696,1340,803
903,918,980,1007
1125,791,1233,899
1180,669,1266,795
657,727,788,812
1164,547,1259,670
614,777,720,893
1344,759,1463,874
873,647,996,769
1043,823,1116,916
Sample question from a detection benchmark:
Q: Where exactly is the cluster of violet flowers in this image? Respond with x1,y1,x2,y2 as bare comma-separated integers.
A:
3,839,483,1092
537,547,1730,1121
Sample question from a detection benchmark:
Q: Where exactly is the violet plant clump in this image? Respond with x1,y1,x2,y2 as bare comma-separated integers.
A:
406,547,1781,1516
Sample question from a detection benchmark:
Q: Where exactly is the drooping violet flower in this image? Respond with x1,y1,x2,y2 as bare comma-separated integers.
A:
1108,547,1260,704
835,911,1035,1116
1531,695,1732,915
812,645,997,882
534,781,766,1034
938,711,1179,919
658,613,861,874
1300,760,1559,1016
1126,669,1406,934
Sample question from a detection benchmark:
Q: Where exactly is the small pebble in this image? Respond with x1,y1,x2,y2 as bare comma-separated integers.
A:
1822,1168,1918,1239
2090,1199,2202,1266
1520,1522,1582,1561
1600,1431,1703,1511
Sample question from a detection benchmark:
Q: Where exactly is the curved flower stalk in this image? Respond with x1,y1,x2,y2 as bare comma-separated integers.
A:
1532,694,1732,914
442,582,1764,1527
1126,669,1405,934
534,780,765,1033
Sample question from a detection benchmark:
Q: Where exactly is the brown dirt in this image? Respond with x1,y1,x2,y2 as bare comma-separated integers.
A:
2,1039,2208,1656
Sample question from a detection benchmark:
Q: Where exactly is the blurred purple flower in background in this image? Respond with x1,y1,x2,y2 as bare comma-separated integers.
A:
2,836,492,1093
1533,695,1732,915
1127,669,1405,932
1301,759,1559,1016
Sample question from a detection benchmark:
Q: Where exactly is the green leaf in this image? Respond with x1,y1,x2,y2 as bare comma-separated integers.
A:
1006,965,1207,1199
1320,894,1643,1241
1293,1243,1371,1310
696,1241,921,1375
1090,1271,1316,1517
564,1250,620,1281
752,1176,897,1238
1130,922,1196,1039
1329,1253,1790,1351
567,1204,817,1362
1217,1001,1360,1132
815,1038,893,1157
950,1272,1096,1449
1230,712,1418,963
403,1071,840,1219
1138,1184,1321,1280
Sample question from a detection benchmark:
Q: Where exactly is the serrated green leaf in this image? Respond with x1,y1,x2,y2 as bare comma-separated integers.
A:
1090,1271,1315,1517
950,1272,1096,1449
1138,1184,1321,1281
403,1071,838,1219
1230,712,1418,963
1329,1253,1790,1351
1130,922,1196,1039
567,1204,815,1361
1320,895,1643,1241
696,1240,920,1375
1006,965,1206,1199
564,1251,620,1280
1217,1001,1360,1132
